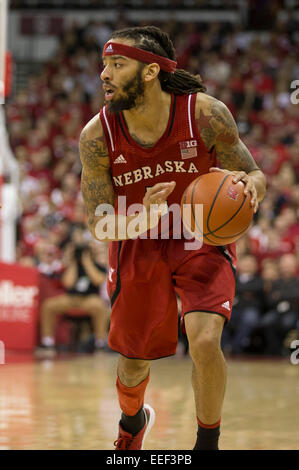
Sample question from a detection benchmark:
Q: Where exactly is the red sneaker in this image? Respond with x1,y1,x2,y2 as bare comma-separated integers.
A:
114,404,155,450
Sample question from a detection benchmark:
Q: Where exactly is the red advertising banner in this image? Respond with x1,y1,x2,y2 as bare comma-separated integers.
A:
0,262,39,350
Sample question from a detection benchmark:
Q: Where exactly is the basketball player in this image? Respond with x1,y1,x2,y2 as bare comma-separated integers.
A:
79,26,266,450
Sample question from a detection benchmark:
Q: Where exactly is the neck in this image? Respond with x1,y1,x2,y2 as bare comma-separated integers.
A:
123,83,171,132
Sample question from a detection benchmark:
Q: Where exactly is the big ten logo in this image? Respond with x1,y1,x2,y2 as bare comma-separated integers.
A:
290,340,299,365
290,80,299,105
185,140,197,148
0,341,5,365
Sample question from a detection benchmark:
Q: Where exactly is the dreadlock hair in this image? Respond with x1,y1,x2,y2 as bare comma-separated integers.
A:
110,26,206,95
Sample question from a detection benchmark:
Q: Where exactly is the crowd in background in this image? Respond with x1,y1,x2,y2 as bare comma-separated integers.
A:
5,16,299,356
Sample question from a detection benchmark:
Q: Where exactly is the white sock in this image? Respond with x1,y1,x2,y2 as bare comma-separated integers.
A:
42,336,55,347
95,339,105,348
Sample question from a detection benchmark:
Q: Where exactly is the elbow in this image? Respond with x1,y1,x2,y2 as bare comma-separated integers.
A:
87,222,104,241
87,215,106,241
88,226,110,242
86,217,97,240
88,225,98,240
87,217,116,242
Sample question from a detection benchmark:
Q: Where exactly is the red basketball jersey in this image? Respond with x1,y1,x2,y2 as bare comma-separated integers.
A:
100,93,217,211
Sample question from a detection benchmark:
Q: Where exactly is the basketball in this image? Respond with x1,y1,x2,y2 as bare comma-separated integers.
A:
181,172,254,245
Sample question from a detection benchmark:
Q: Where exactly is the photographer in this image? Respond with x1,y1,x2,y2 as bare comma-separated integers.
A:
36,225,109,356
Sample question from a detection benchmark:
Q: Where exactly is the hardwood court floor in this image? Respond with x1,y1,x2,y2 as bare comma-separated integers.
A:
0,352,298,450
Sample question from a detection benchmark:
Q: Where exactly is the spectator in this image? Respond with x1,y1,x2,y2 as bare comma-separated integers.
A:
34,239,64,278
222,255,264,355
36,226,109,357
260,258,280,294
259,254,299,355
84,20,112,49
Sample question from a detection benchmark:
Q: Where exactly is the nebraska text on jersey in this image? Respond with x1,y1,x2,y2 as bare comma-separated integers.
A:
112,160,199,187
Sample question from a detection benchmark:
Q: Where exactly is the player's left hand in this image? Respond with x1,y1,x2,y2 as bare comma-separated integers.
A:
209,167,258,213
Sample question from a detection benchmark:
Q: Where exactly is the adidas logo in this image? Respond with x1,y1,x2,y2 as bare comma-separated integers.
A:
221,301,230,311
106,44,113,52
114,154,127,164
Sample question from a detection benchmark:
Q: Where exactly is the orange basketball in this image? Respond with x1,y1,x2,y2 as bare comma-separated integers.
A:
181,172,254,245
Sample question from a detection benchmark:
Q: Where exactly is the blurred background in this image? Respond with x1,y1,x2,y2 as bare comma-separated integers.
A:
1,0,298,358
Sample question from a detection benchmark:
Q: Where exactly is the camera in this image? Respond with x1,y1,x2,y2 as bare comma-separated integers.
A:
73,243,89,261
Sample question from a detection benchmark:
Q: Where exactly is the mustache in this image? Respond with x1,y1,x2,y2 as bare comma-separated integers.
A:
103,81,116,89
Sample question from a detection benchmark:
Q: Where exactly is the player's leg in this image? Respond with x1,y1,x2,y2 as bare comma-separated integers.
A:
108,239,177,449
117,356,151,432
170,241,236,450
114,356,155,450
185,312,226,450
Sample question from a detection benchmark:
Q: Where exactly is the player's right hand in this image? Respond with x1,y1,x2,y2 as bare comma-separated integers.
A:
142,181,176,227
143,181,176,210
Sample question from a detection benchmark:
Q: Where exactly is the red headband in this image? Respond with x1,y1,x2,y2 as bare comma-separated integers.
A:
103,41,177,73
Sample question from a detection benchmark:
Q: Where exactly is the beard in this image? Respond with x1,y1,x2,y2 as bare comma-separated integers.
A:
105,67,145,114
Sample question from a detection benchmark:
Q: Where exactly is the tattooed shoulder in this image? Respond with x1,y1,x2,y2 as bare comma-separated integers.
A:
79,114,110,171
195,93,238,150
195,93,259,173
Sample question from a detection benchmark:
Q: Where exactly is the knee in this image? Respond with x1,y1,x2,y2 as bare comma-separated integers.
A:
188,331,221,364
118,357,150,385
41,297,57,313
84,297,107,314
185,313,225,364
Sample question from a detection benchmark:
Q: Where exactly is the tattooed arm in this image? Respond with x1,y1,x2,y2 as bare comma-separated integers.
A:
195,94,266,212
79,114,175,240
79,114,114,239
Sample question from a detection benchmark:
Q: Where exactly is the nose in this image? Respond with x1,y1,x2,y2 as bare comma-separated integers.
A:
100,64,113,82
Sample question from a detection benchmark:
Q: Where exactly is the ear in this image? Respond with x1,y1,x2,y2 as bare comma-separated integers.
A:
143,63,160,82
